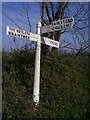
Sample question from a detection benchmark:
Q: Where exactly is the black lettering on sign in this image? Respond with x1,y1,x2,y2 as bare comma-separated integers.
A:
8,32,11,35
17,29,21,33
27,36,29,39
16,30,18,33
58,21,60,24
12,32,14,35
21,35,23,38
52,27,54,30
28,36,30,39
68,18,73,22
27,32,30,35
64,25,66,28
65,19,69,23
9,27,15,32
55,42,58,46
25,36,28,39
23,35,25,38
24,35,26,39
50,41,56,46
61,20,63,24
25,36,27,39
66,24,70,27
61,25,63,29
49,41,58,46
17,34,20,37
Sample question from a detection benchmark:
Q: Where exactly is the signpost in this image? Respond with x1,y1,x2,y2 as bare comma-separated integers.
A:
6,26,59,48
6,26,39,42
6,23,59,106
6,17,74,106
33,22,41,105
42,37,59,48
42,17,74,33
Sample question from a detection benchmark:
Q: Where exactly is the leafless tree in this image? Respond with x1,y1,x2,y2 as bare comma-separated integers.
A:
41,2,89,55
3,2,89,55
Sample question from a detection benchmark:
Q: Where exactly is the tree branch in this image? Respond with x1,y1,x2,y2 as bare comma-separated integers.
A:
61,2,69,19
2,11,22,29
49,2,54,20
45,3,52,23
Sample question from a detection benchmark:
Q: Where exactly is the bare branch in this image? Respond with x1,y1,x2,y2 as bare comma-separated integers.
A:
49,2,54,20
2,11,22,29
22,3,31,32
61,2,69,19
60,43,71,48
45,3,52,23
54,3,63,20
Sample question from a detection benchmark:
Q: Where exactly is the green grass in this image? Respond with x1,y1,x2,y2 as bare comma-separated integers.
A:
2,49,89,119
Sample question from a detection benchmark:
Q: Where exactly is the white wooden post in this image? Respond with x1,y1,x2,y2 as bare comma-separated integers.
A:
33,22,41,105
